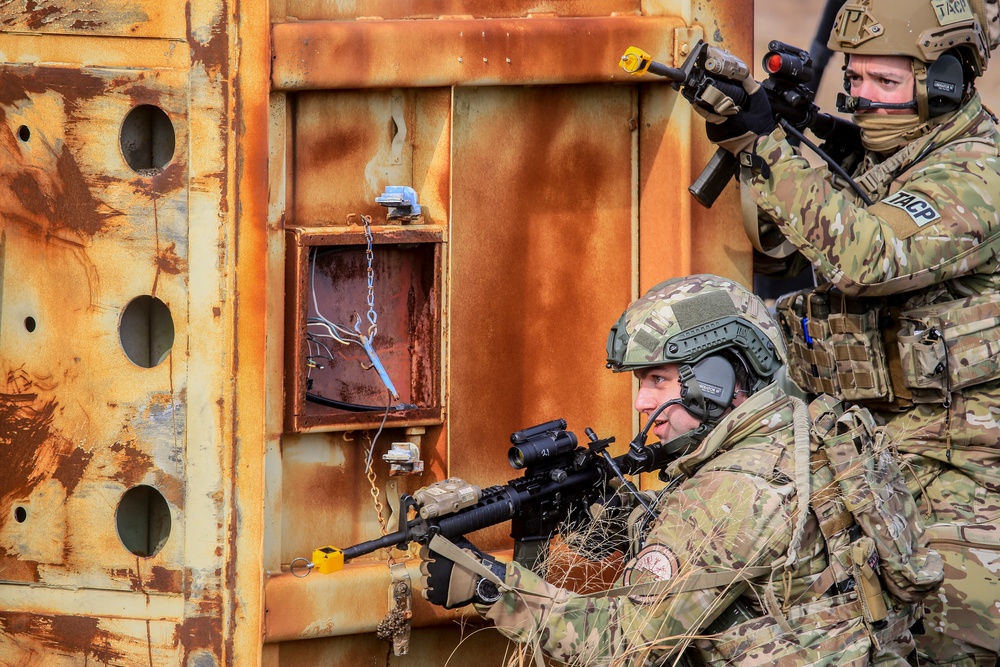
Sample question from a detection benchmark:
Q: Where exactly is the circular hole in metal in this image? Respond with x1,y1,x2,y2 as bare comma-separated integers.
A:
24,317,36,332
116,485,171,557
17,125,30,142
119,295,174,368
119,104,175,173
14,507,26,523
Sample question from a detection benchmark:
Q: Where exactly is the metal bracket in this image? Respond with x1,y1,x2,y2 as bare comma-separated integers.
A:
375,185,422,222
382,441,425,475
673,26,704,67
385,562,413,656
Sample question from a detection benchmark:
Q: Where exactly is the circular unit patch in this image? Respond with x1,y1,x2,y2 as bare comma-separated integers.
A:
624,544,680,604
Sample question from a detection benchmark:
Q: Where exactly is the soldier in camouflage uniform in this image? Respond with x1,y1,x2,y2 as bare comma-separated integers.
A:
417,275,928,666
700,1,1000,665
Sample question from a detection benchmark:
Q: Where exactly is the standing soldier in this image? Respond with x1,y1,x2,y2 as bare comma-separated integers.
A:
700,1,1000,665
417,275,935,665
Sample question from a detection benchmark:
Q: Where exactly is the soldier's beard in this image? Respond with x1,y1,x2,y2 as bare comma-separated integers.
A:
852,113,934,154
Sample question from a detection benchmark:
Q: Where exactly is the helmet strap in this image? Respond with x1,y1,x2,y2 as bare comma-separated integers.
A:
914,58,930,121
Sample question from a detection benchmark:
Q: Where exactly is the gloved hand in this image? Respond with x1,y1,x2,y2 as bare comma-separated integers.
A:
418,536,508,609
705,83,775,155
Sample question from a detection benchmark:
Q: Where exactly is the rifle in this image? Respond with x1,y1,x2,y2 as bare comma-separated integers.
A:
619,40,865,208
307,418,671,575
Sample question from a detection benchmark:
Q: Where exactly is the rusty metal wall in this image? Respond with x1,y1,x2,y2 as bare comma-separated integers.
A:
0,0,752,666
264,0,754,665
0,0,270,664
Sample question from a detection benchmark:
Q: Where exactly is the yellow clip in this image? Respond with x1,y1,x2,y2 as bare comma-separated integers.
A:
620,46,654,75
312,546,345,574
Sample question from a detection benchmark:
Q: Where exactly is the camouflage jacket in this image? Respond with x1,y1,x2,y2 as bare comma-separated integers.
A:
746,96,1000,494
745,93,1000,299
480,385,913,666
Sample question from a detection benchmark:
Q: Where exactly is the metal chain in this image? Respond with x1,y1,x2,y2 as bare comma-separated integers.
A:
364,431,396,565
362,214,378,339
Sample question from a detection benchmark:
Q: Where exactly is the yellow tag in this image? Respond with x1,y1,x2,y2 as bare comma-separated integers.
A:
620,46,653,75
312,546,345,574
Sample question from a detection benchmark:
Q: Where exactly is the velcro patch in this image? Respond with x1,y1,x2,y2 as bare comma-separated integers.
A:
625,544,680,604
881,189,941,226
932,0,974,26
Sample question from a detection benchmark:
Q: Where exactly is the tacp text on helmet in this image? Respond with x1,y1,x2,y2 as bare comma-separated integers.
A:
828,0,998,119
606,275,785,465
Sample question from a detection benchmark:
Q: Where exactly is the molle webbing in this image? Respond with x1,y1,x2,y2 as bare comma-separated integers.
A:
775,287,895,403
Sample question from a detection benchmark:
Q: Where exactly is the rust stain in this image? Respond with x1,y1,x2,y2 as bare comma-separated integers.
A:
0,549,40,583
6,132,119,237
0,65,106,115
155,241,186,275
20,0,67,32
0,370,90,515
148,565,183,592
0,612,125,663
176,615,221,657
111,565,182,592
48,446,93,496
0,67,122,237
110,434,154,488
185,2,229,77
152,470,185,510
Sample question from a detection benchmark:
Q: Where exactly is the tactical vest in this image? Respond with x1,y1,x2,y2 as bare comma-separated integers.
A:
690,395,943,665
775,285,1000,408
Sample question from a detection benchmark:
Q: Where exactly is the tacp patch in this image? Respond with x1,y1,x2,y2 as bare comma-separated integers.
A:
624,544,680,604
881,189,942,226
932,0,974,26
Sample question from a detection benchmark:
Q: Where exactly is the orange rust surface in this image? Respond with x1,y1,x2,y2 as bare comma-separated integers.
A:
445,83,639,548
285,0,640,21
272,15,681,90
2,0,754,665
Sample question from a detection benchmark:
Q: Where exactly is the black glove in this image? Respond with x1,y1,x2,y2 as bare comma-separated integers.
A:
705,86,775,155
418,537,508,609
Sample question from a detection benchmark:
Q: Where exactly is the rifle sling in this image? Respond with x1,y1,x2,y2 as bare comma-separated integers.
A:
430,533,771,602
593,565,771,599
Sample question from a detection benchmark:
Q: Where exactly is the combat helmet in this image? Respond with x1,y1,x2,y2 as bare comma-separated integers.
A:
828,0,998,118
606,275,785,466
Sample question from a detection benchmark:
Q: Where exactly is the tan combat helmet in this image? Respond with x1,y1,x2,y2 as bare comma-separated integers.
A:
606,275,786,461
828,0,998,118
606,274,785,387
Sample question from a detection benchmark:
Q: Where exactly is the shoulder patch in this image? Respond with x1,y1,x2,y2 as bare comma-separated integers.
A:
880,189,941,226
624,544,680,604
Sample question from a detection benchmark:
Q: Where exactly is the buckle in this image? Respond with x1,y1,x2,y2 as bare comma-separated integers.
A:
738,150,771,179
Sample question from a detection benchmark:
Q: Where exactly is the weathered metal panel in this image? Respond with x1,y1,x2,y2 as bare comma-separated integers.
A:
271,16,683,90
0,0,187,39
291,88,451,227
2,0,754,664
286,0,641,21
448,82,639,547
0,0,271,661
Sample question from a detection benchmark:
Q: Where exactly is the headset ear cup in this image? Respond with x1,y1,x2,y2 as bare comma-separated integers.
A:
925,53,964,117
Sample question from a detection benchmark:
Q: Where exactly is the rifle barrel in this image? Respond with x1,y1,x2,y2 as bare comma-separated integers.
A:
648,62,685,81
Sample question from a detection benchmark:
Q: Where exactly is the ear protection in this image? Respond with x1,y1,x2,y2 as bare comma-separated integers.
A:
925,53,965,117
680,355,737,421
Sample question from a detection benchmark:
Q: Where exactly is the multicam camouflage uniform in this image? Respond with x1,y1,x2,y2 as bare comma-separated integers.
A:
479,381,919,666
740,71,1000,667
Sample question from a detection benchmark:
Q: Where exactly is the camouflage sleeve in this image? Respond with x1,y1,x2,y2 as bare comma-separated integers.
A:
481,469,794,664
743,128,1000,298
